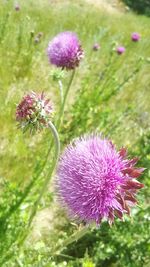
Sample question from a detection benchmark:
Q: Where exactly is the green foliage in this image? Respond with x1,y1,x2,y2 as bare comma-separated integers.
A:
122,0,150,16
0,0,150,266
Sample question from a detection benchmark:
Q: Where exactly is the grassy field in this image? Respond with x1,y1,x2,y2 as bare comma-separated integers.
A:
0,0,150,266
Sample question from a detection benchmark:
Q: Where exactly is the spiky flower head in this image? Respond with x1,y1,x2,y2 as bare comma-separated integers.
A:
93,43,100,51
131,32,140,42
57,134,144,225
116,46,125,55
16,91,53,133
47,31,84,70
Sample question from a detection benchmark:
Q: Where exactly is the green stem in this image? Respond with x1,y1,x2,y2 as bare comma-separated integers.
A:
30,70,75,184
27,70,75,193
58,79,64,104
0,123,60,266
28,121,60,227
13,121,60,251
56,69,75,129
54,225,90,255
33,69,75,185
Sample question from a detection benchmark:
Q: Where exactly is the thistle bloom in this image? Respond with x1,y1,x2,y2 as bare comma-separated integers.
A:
34,37,39,44
57,134,144,225
37,32,43,38
16,92,53,133
34,32,43,44
131,32,140,42
116,46,125,55
15,4,20,11
47,31,84,70
93,43,100,51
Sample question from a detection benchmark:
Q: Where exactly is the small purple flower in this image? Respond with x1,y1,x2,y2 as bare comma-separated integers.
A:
16,92,53,133
15,4,20,11
131,32,140,42
57,134,144,225
47,31,84,70
93,43,100,51
116,46,125,55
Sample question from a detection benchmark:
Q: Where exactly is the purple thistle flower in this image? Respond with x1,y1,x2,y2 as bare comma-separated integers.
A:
116,46,125,55
93,43,100,51
47,31,84,70
16,91,53,133
15,4,20,11
57,134,144,225
131,32,140,42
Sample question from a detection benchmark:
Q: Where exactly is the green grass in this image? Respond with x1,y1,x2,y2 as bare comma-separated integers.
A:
0,0,150,266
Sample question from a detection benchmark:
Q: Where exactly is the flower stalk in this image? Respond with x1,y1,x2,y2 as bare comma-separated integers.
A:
30,70,75,190
58,79,64,104
28,121,60,226
54,225,90,255
56,69,75,129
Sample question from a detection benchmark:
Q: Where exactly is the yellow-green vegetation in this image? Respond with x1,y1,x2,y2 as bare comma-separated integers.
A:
0,0,150,266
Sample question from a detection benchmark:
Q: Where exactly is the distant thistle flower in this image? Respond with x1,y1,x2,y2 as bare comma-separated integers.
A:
47,31,84,70
37,32,43,39
16,92,53,133
93,43,100,51
57,134,144,225
15,4,20,11
131,32,140,42
34,37,40,44
116,46,125,55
